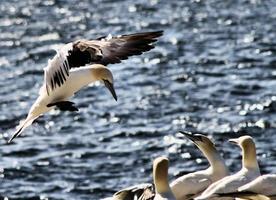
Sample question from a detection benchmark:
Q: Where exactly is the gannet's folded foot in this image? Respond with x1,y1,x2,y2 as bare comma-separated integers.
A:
47,101,78,112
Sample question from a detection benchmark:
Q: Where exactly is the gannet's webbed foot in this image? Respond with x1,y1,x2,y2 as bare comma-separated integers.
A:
47,101,79,112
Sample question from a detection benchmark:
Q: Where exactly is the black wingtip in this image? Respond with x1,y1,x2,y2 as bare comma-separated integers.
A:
147,30,164,40
137,30,163,38
151,30,164,36
143,30,163,36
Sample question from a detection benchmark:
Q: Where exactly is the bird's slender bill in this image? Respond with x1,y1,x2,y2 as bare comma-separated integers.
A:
8,126,23,143
228,138,239,144
179,131,203,143
103,80,117,101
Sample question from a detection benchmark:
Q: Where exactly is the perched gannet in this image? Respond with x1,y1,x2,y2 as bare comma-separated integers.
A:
9,31,163,142
152,157,176,200
170,131,229,200
102,156,176,200
238,174,276,197
195,135,261,200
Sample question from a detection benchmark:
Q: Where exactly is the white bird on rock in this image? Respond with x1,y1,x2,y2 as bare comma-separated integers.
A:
170,131,229,200
195,135,261,200
102,156,176,200
152,156,176,200
215,174,276,200
9,31,163,142
237,174,276,199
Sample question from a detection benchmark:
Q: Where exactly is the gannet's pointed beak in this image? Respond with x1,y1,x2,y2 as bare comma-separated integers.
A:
103,80,117,101
179,131,203,143
8,126,24,143
8,114,37,143
228,138,239,145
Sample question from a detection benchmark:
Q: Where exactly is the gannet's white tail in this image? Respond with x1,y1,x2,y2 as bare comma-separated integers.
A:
8,96,52,143
8,114,38,143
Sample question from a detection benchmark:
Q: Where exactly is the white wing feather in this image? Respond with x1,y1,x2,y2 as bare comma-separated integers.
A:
43,43,72,94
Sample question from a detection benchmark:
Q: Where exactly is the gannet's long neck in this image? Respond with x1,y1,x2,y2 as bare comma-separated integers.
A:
69,66,98,85
59,66,100,98
199,145,227,172
242,142,259,170
153,160,171,195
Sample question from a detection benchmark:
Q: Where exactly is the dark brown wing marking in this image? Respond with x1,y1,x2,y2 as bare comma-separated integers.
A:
138,184,155,200
46,31,163,92
96,30,163,65
66,30,163,68
113,183,155,200
66,42,101,68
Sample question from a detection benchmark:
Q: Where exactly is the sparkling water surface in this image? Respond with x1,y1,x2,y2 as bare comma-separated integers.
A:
0,0,276,199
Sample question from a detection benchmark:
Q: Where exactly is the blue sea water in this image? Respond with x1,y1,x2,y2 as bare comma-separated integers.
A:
0,0,276,199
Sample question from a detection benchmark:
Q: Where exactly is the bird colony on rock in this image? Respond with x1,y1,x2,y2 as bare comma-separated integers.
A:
6,31,276,200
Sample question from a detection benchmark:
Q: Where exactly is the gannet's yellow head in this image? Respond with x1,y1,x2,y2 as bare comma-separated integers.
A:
91,64,117,101
228,135,254,148
179,131,215,149
153,156,170,194
229,135,259,169
153,156,169,175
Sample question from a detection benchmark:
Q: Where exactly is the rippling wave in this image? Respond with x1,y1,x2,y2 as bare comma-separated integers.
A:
0,0,276,199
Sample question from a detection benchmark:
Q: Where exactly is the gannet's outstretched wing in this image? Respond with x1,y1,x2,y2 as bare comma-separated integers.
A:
44,31,163,93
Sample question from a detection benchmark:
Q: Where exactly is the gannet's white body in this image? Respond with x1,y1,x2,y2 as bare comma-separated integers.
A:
216,175,276,200
170,131,229,200
238,174,276,196
9,64,116,142
9,31,163,142
195,136,261,200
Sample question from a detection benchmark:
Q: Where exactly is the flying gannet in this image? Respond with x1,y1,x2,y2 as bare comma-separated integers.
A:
102,156,176,200
195,135,261,200
170,131,229,200
9,31,163,142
